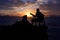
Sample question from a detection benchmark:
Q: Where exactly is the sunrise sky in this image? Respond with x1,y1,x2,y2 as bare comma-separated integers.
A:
0,0,60,17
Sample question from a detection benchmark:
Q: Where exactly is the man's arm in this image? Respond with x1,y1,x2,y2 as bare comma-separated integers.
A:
30,13,36,17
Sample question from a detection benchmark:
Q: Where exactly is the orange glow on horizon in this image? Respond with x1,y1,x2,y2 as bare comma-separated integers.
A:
16,8,49,17
17,9,36,17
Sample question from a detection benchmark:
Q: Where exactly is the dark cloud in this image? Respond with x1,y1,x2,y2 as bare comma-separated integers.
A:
0,0,25,10
39,0,60,15
0,0,24,5
48,0,60,4
0,0,37,10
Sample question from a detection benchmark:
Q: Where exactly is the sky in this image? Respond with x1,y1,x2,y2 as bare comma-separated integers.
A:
0,0,60,17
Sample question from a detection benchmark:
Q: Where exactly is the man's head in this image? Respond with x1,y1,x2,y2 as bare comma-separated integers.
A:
37,8,40,12
22,15,27,20
23,15,27,19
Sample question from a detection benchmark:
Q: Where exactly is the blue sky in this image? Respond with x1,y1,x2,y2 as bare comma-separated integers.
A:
0,0,60,16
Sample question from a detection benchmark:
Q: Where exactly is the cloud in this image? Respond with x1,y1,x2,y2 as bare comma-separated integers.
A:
0,0,37,10
36,0,60,4
0,0,37,16
0,0,60,16
40,3,60,16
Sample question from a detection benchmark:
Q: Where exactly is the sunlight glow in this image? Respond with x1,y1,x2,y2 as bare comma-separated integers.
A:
26,12,32,17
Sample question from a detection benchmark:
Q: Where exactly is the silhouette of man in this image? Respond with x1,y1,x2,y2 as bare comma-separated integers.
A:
22,15,27,22
30,8,44,23
21,15,31,26
36,8,44,21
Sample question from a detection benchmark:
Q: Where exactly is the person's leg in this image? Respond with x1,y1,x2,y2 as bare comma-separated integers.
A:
31,21,33,25
43,20,46,26
39,21,41,26
35,21,36,26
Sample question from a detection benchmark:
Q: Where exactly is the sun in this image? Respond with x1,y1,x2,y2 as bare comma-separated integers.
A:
26,12,32,17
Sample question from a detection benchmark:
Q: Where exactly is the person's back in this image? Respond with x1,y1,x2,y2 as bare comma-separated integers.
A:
21,15,31,26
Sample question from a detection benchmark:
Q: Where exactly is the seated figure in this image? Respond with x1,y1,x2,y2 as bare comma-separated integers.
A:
30,8,44,26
